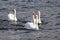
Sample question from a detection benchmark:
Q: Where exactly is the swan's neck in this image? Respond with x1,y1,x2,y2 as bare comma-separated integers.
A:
32,11,36,24
38,11,41,23
38,11,40,20
14,9,16,17
33,14,35,24
36,15,39,30
13,9,17,22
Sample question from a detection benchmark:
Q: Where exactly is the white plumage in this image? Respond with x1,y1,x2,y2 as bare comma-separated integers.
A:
24,11,42,30
8,9,17,21
24,14,39,30
38,11,42,24
24,22,38,30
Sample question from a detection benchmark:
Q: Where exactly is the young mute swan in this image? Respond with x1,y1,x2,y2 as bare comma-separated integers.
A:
8,9,17,22
24,14,39,30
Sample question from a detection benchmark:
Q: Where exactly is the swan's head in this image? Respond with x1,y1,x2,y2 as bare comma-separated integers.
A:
38,10,41,18
32,11,37,18
32,11,35,16
38,10,40,13
14,9,16,12
13,9,16,14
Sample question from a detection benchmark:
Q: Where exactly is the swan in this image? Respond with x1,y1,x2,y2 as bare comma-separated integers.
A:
38,11,42,24
8,9,17,22
24,14,39,30
32,11,42,24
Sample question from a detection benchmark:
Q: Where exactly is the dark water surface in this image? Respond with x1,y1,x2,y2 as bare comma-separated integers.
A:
0,0,60,40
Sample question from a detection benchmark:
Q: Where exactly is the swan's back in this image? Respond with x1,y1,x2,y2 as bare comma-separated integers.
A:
8,13,17,21
8,13,14,20
24,22,38,30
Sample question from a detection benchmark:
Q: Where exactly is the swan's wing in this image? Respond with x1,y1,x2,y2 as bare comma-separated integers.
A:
8,13,14,20
24,22,36,29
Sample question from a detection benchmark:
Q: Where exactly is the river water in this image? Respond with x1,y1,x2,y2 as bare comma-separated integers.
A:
0,0,60,40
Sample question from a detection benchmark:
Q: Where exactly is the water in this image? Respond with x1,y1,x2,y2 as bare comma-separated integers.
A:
0,0,60,40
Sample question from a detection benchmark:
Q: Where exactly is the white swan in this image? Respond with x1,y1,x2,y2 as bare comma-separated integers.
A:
24,14,39,30
8,9,17,22
32,11,42,24
38,11,42,24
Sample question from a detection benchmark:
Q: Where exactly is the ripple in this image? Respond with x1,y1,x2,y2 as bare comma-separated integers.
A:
0,19,33,30
57,13,60,15
51,14,55,16
0,8,9,11
1,0,8,1
0,28,8,30
55,23,60,26
56,16,60,19
41,20,49,25
21,0,33,2
46,1,52,3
